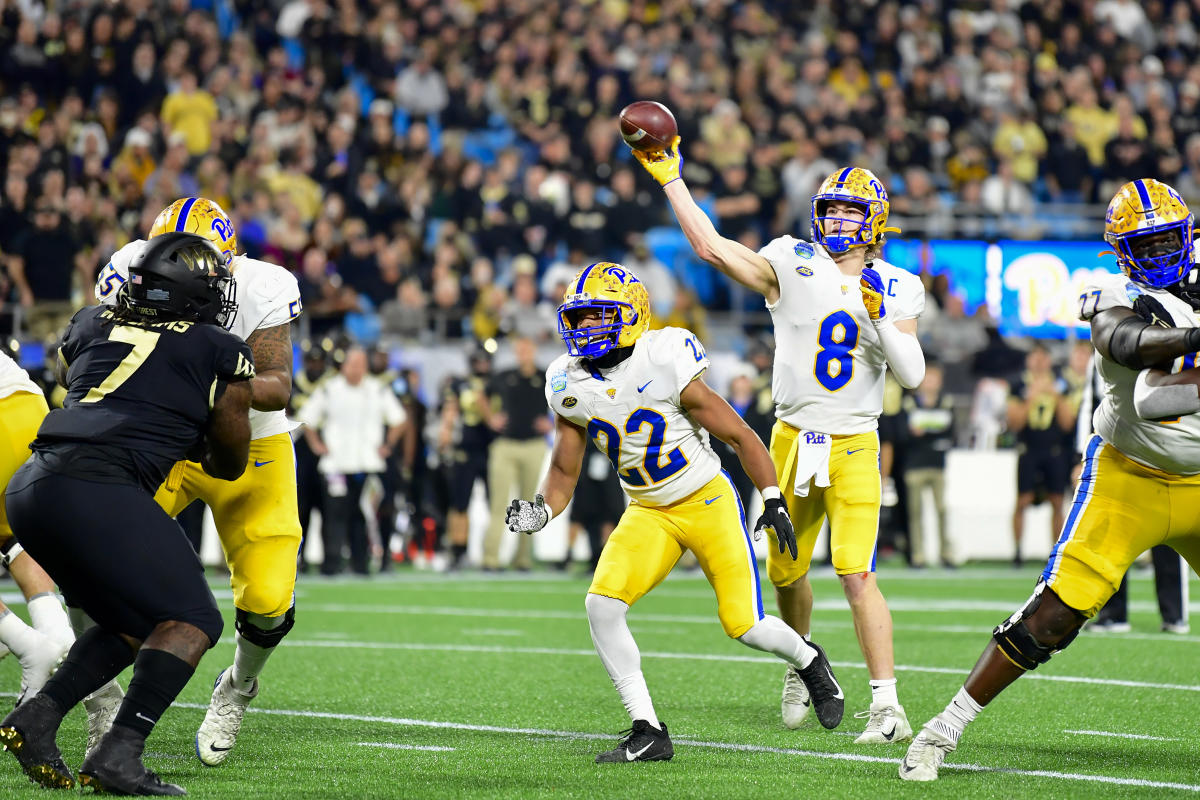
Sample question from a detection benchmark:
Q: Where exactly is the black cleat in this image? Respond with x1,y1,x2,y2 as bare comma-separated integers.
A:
796,641,845,729
595,719,674,763
0,693,75,789
80,725,186,796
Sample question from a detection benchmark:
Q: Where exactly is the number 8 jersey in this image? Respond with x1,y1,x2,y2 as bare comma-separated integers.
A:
758,235,925,434
546,326,723,507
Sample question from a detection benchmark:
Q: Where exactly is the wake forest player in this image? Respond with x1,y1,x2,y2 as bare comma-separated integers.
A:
506,262,845,762
95,197,302,765
902,179,1200,780
0,351,75,703
0,233,253,795
635,142,925,743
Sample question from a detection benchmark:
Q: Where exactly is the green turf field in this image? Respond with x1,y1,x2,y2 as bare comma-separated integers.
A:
0,563,1197,798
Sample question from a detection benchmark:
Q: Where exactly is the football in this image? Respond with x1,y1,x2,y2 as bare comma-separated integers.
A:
619,101,678,152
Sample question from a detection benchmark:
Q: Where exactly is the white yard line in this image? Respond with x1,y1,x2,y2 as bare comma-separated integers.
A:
1064,730,1181,742
157,702,1198,793
213,638,1200,694
357,742,456,752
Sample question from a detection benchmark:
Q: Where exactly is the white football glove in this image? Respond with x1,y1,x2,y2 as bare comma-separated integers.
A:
506,494,550,535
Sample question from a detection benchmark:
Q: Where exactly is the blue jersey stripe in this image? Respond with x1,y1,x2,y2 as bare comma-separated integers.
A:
175,197,198,232
1042,435,1102,583
722,469,764,621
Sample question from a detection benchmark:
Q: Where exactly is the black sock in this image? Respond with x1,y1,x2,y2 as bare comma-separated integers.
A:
451,544,467,563
41,626,135,716
112,649,195,740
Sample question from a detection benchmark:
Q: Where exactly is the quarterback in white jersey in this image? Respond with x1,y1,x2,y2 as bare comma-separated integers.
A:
0,352,75,706
506,262,846,762
93,197,302,765
636,140,924,743
903,179,1200,781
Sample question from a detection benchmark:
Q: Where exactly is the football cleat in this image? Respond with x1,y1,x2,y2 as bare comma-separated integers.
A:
0,694,74,789
83,682,125,762
14,630,70,707
81,724,185,796
795,641,844,729
195,668,258,766
853,702,913,744
899,721,958,782
1162,621,1191,635
781,666,811,729
594,720,673,763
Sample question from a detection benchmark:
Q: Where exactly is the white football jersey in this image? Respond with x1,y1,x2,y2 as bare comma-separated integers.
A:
758,235,925,434
1082,271,1200,475
0,351,41,401
97,241,302,440
545,327,723,507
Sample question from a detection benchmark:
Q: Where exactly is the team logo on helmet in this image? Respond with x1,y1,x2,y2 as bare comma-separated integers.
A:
1103,179,1195,289
811,167,900,254
149,197,239,265
557,262,651,358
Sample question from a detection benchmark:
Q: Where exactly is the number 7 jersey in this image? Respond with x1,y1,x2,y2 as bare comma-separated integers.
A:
759,235,925,434
546,327,723,507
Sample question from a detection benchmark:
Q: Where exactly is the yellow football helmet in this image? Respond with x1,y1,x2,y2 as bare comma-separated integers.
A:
149,197,238,265
557,262,651,358
810,167,900,253
1103,179,1194,288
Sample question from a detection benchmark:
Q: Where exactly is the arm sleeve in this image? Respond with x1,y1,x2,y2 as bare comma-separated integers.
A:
1134,369,1200,420
874,318,925,389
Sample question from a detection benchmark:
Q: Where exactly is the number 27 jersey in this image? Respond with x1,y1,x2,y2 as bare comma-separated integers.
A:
545,327,722,507
759,236,925,434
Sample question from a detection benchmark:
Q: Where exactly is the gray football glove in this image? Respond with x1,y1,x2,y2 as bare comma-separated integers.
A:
506,494,550,534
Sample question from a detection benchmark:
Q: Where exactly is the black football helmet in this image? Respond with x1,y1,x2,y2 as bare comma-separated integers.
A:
120,232,238,328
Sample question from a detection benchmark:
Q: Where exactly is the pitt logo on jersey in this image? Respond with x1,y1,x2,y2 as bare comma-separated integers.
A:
803,431,827,444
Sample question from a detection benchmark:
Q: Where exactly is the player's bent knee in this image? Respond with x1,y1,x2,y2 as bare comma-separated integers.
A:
992,582,1084,671
235,605,295,649
585,592,628,626
237,582,295,618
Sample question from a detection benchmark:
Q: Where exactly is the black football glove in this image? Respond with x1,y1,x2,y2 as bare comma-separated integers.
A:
754,495,798,561
1132,294,1174,328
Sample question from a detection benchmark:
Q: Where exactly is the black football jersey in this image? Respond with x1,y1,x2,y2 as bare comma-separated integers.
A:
33,305,254,492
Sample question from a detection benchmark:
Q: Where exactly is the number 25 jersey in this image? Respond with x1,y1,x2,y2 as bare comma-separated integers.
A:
759,236,925,434
545,327,722,507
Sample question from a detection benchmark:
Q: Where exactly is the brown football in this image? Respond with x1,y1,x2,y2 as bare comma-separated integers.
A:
619,101,678,152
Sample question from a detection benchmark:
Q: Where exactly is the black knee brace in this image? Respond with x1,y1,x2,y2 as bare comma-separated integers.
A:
235,605,296,649
992,583,1082,671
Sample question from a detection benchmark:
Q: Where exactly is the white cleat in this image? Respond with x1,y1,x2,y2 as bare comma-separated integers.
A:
195,668,258,766
83,682,125,761
853,702,913,744
781,666,811,729
899,723,957,781
15,631,69,706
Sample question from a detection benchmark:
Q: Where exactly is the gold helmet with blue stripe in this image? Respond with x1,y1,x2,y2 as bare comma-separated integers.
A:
557,262,650,358
1103,179,1195,289
149,197,238,265
810,167,900,254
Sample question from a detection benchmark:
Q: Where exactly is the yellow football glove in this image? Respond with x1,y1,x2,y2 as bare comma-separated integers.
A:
859,266,886,321
631,135,683,187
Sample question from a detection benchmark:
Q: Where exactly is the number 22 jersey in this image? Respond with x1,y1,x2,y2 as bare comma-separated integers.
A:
545,327,723,507
758,235,925,434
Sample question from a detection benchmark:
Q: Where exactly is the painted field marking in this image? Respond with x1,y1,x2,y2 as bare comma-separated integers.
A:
1064,729,1182,742
357,742,456,752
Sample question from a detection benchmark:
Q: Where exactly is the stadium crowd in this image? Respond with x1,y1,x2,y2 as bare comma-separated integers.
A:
0,0,1193,570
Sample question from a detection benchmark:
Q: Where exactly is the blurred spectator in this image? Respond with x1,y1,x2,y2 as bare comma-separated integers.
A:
437,347,494,570
481,337,550,571
499,260,557,342
289,346,333,573
8,199,85,338
300,346,407,576
899,362,957,568
160,69,218,157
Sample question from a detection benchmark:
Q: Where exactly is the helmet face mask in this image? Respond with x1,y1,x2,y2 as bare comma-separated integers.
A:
557,262,650,358
810,167,895,254
122,232,239,329
1105,179,1195,289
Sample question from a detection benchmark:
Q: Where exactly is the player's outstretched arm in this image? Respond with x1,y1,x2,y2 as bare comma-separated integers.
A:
245,323,293,411
507,414,586,535
632,138,779,302
203,378,252,480
1091,305,1200,370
